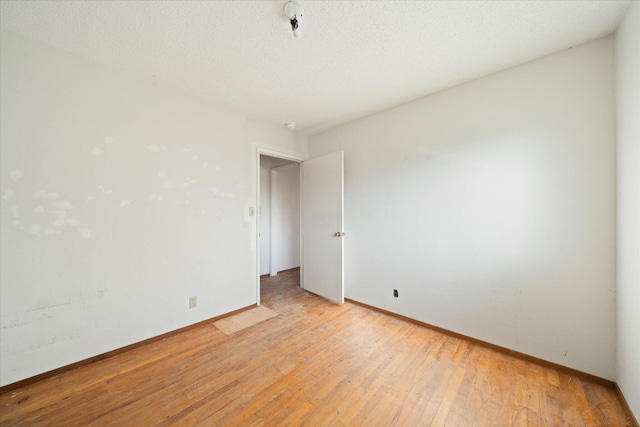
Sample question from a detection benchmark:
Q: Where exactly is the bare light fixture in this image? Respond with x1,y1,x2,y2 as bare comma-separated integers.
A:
284,1,304,39
285,121,297,130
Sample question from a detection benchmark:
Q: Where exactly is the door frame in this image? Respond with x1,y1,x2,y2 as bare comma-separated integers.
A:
256,147,304,306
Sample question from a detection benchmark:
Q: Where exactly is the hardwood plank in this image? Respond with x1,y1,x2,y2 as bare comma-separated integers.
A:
0,268,632,426
431,366,467,427
391,334,449,426
455,346,492,426
583,381,632,426
417,338,467,425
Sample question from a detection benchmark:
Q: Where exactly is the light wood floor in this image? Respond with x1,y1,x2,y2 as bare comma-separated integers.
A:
0,268,632,426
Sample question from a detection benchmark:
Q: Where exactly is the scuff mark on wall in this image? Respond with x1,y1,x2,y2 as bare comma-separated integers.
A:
9,170,24,182
52,210,67,227
78,228,92,239
65,219,81,227
2,189,15,201
28,224,42,235
98,186,113,196
181,177,197,188
33,191,59,199
52,201,73,210
147,144,167,153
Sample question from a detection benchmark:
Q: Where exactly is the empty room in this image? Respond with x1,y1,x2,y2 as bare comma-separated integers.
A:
0,1,638,425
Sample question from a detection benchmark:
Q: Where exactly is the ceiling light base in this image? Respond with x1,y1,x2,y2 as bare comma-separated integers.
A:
284,1,304,39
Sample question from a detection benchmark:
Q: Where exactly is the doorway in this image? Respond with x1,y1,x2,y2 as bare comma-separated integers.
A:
256,149,303,306
256,148,345,306
260,155,300,276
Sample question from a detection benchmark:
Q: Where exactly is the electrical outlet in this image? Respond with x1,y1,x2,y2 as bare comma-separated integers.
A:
393,289,398,298
189,296,197,309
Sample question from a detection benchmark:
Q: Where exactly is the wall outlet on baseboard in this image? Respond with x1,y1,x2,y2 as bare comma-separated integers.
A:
393,289,398,298
189,296,197,309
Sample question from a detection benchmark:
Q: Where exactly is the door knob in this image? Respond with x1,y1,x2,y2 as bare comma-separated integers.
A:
334,232,345,237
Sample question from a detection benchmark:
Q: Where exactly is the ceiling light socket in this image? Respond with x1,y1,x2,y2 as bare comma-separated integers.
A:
285,121,297,130
284,1,303,20
284,1,304,39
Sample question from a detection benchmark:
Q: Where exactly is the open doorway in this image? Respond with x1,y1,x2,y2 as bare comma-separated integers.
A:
257,150,303,305
260,155,300,276
256,148,345,306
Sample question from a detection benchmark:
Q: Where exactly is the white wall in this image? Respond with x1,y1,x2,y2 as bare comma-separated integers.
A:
615,1,640,418
270,163,300,274
309,37,617,379
0,31,306,386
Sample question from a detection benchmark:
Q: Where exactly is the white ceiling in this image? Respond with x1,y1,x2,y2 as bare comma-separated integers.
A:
0,0,631,134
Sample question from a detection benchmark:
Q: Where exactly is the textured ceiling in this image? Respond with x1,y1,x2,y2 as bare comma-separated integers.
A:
0,0,631,134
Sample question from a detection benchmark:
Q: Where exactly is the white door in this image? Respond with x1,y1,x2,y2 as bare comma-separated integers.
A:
302,150,344,304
